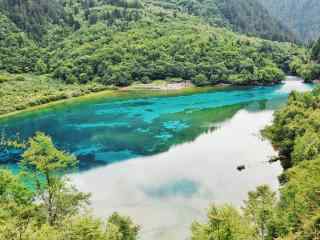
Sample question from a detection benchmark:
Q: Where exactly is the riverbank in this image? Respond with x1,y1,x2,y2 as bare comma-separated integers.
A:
0,75,231,120
0,72,298,121
0,72,114,116
121,80,196,91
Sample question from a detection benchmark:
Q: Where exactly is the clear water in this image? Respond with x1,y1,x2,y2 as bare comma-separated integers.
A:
0,77,313,240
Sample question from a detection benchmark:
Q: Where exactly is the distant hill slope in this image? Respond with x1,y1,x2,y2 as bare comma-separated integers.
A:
0,0,297,43
0,0,76,41
216,0,297,42
0,0,304,88
258,0,320,43
147,0,297,43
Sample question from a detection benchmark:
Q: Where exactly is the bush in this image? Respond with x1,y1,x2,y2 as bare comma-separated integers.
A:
257,65,285,84
0,75,9,83
299,63,320,82
141,76,150,84
193,74,209,86
15,76,26,81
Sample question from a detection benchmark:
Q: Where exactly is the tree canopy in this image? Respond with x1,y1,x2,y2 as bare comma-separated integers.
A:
0,132,139,240
0,0,304,86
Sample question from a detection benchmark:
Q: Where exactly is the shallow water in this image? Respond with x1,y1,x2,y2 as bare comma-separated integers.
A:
0,77,313,239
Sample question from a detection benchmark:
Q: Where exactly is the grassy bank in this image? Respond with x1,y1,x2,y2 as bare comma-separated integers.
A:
0,72,117,116
0,73,230,120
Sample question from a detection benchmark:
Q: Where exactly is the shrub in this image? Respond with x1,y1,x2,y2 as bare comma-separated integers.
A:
15,76,26,81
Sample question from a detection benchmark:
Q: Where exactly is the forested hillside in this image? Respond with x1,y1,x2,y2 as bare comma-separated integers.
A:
0,0,306,116
0,0,296,43
0,0,302,80
0,0,76,40
0,13,39,72
216,0,296,42
258,0,320,43
146,0,297,42
48,13,296,87
287,37,320,82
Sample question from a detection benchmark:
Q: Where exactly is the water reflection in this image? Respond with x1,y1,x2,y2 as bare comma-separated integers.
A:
70,107,280,240
0,78,314,239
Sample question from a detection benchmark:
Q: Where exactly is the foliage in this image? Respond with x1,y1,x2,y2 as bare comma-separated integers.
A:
311,38,320,61
273,157,320,239
0,14,39,73
21,132,89,225
215,0,297,42
148,0,297,42
49,16,296,87
107,213,140,240
0,0,76,41
0,132,139,240
191,204,255,240
263,88,320,168
243,185,277,240
288,48,320,82
0,0,304,85
261,88,320,239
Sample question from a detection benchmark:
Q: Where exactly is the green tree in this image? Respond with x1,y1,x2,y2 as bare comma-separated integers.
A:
21,132,89,226
302,210,320,240
0,132,140,240
193,73,208,86
311,38,320,61
35,59,48,74
0,169,36,239
191,205,254,240
292,129,320,164
107,213,140,240
243,185,277,240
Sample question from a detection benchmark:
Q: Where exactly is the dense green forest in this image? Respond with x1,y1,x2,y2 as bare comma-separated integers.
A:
0,0,299,82
0,0,296,43
146,0,297,42
258,0,320,43
288,39,320,82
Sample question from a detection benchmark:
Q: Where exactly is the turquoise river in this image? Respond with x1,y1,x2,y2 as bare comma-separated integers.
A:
0,77,314,239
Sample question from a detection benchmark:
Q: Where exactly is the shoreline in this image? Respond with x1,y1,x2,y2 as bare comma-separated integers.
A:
2,77,303,121
0,89,117,120
0,83,231,121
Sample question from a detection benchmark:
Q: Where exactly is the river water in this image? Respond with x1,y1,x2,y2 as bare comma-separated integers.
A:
0,77,313,239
